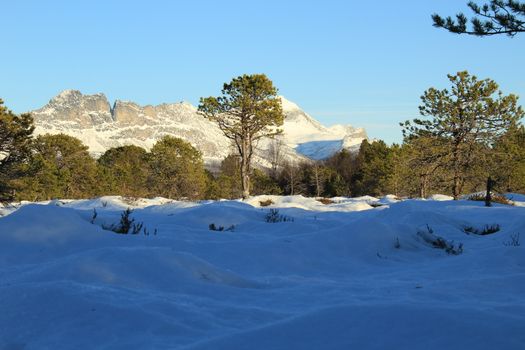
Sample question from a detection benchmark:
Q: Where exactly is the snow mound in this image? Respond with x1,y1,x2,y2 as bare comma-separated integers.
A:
428,194,454,201
244,195,373,212
0,204,114,265
1,196,524,349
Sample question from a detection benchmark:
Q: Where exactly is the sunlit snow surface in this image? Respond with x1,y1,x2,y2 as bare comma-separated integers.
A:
1,195,524,349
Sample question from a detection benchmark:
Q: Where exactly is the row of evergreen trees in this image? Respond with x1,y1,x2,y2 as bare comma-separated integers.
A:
8,134,208,201
3,128,524,202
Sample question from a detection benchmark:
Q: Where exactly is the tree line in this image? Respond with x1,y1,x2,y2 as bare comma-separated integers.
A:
1,71,524,202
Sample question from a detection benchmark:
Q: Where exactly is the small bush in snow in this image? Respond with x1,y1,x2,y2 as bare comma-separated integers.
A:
503,233,520,247
131,221,144,234
122,196,139,206
209,223,224,231
394,237,401,249
368,202,384,208
259,199,274,207
142,227,158,236
265,209,294,223
467,193,512,205
103,208,134,233
417,225,463,255
317,198,334,205
209,223,235,232
463,224,501,235
102,208,153,236
90,208,98,224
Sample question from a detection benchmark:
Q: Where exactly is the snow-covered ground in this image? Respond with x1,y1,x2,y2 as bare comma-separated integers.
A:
1,195,524,349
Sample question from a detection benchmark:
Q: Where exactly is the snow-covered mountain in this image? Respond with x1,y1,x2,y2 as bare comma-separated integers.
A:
30,90,367,165
280,98,367,159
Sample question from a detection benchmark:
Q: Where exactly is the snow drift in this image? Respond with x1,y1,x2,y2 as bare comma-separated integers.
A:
0,195,524,349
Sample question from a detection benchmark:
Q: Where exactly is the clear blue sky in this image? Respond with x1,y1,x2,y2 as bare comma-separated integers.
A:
1,0,524,143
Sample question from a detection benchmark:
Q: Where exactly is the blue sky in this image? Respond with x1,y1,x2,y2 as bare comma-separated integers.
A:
1,0,524,143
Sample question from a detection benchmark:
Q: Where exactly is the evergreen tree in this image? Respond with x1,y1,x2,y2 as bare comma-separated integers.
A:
0,99,34,200
324,149,355,187
351,140,394,197
323,167,348,197
198,74,284,199
217,154,243,199
492,125,525,191
16,134,99,200
149,136,207,199
401,134,449,198
251,168,282,195
389,144,405,197
98,145,151,197
402,71,524,199
433,1,525,36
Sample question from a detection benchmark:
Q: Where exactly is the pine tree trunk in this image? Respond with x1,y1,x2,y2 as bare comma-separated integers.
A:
452,175,461,200
451,141,463,200
419,173,428,198
485,176,494,207
241,171,250,199
240,137,251,199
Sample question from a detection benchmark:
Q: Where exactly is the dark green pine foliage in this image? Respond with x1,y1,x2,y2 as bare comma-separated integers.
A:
203,154,243,200
432,1,525,36
323,167,348,197
492,125,525,192
251,168,282,196
351,140,394,197
324,149,354,186
149,136,207,200
98,145,151,198
0,99,34,200
16,134,100,200
215,154,243,199
402,71,524,199
206,154,281,199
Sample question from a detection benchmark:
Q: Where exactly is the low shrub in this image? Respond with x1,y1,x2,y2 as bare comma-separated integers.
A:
101,208,154,235
394,237,401,249
90,208,98,224
504,233,520,247
316,198,334,205
369,202,384,208
265,209,294,223
463,224,501,235
209,223,235,232
417,225,463,255
467,193,512,205
259,199,274,207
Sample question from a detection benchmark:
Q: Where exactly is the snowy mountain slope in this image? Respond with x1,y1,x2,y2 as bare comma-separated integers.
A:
30,91,367,164
280,97,366,159
0,195,524,349
32,90,232,163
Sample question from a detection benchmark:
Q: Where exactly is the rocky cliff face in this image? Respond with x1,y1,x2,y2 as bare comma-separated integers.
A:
30,90,367,165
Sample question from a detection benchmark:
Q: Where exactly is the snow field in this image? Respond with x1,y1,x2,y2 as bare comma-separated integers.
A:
0,195,524,349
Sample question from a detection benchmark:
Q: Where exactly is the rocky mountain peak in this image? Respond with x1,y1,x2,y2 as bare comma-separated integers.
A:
30,90,367,163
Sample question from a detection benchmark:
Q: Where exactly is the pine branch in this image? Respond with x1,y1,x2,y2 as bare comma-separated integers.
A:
432,1,525,36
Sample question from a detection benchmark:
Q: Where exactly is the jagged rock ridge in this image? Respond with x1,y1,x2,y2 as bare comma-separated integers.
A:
31,90,367,166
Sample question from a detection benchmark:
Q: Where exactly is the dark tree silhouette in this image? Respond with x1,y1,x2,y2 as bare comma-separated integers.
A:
432,1,525,36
